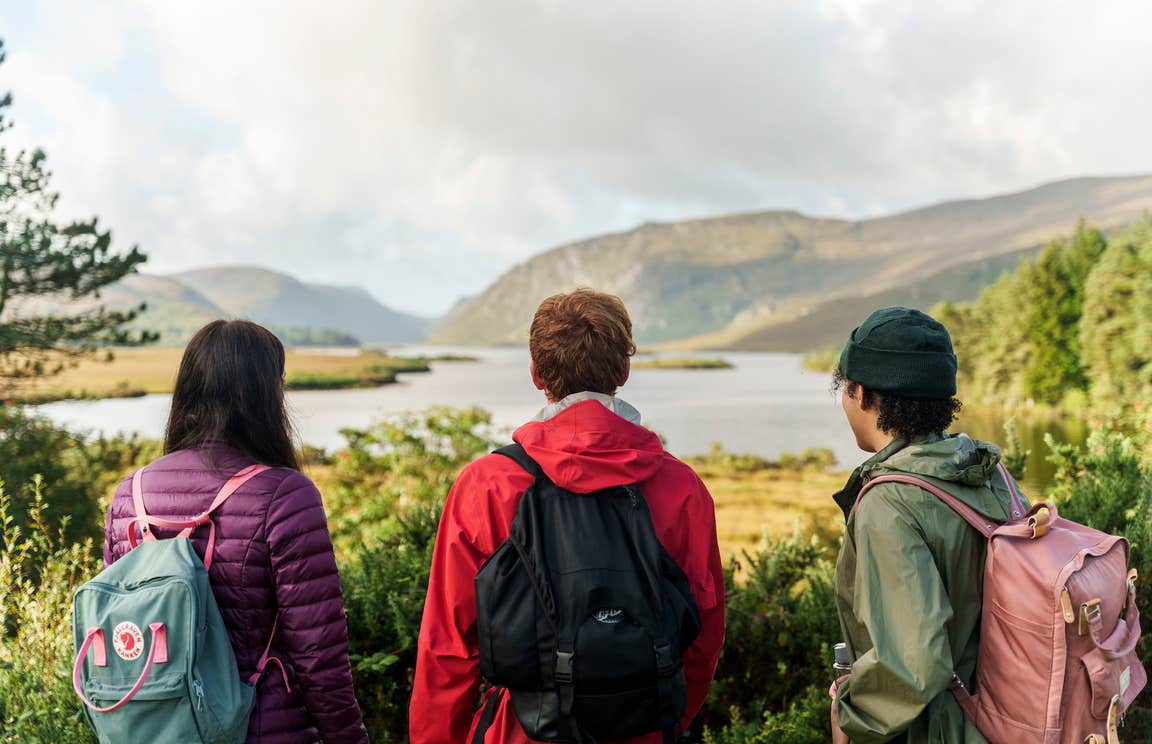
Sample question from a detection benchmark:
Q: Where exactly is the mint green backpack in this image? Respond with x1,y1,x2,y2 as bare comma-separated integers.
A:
72,464,287,744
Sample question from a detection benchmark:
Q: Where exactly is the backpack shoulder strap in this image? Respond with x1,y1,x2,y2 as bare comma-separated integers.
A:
856,473,998,539
128,463,271,570
492,443,545,480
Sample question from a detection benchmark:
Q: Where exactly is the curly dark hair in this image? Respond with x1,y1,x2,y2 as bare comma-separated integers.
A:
832,366,962,441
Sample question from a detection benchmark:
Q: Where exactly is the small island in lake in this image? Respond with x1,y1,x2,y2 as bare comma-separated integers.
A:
632,357,734,370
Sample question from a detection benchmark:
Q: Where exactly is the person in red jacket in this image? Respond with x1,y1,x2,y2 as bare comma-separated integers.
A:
409,288,725,743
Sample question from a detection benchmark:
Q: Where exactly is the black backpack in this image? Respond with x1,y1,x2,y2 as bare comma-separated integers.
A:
473,444,702,744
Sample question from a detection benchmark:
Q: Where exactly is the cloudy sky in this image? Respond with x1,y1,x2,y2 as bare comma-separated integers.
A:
2,1,1151,316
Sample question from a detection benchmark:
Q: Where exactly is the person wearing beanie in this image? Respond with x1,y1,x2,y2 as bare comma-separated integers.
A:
827,307,1028,744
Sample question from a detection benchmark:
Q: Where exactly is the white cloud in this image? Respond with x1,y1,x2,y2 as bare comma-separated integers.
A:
2,0,1152,315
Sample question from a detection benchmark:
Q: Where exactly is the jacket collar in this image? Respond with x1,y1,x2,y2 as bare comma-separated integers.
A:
532,391,642,425
832,436,912,521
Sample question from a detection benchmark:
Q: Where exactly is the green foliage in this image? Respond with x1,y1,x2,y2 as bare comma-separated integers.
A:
1043,418,1152,740
799,346,840,373
777,448,837,472
1045,427,1150,543
327,406,500,552
632,357,734,370
999,418,1030,478
703,684,829,744
0,405,160,551
940,217,1152,411
0,484,99,743
1021,221,1106,404
935,266,1034,406
689,444,837,473
1079,220,1152,408
701,531,839,737
286,372,394,390
0,40,154,387
342,503,440,742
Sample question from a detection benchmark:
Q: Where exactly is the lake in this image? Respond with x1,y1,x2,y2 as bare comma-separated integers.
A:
34,347,1081,495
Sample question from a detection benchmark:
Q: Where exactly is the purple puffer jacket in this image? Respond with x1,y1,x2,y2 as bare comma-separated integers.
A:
103,445,370,744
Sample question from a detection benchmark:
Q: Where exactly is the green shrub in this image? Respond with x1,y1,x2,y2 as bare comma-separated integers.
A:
776,448,837,472
1045,427,1149,543
341,502,439,743
703,684,829,744
1045,422,1152,740
328,406,499,551
0,484,99,743
689,444,837,473
700,531,839,736
0,405,159,553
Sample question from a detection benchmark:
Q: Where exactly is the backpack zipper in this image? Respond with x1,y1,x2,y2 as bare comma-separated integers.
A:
193,679,205,710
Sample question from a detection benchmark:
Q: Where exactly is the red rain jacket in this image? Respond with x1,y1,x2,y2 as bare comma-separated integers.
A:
409,399,726,743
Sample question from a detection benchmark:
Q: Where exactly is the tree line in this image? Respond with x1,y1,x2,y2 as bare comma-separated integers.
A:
936,217,1152,409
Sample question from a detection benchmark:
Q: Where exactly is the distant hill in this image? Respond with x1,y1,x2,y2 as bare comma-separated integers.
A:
14,267,429,345
429,174,1152,349
173,267,428,344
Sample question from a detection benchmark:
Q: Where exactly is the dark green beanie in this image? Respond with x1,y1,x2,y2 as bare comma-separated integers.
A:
838,306,957,399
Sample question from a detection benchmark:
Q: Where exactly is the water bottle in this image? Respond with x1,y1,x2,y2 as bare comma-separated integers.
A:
833,642,852,676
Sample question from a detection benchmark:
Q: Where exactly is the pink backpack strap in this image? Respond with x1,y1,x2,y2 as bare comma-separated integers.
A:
249,616,292,691
127,464,272,570
855,474,1000,539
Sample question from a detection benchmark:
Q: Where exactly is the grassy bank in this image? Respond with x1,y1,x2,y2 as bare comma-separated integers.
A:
8,347,432,403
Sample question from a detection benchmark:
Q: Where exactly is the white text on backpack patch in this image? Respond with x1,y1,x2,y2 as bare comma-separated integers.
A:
113,621,144,661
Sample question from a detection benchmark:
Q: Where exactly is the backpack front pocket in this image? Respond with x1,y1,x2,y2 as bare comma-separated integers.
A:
476,541,550,689
1082,646,1147,720
82,672,209,744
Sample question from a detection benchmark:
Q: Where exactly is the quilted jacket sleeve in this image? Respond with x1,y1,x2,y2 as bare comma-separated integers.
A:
266,471,369,744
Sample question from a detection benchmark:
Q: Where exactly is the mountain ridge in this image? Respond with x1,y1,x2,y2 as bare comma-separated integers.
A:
429,173,1152,349
15,266,430,345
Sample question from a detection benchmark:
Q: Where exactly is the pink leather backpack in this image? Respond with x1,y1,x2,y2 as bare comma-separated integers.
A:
857,464,1146,743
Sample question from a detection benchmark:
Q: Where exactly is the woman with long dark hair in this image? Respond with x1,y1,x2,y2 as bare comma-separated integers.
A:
103,320,369,743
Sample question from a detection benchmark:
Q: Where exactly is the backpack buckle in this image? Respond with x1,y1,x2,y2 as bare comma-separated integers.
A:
555,650,574,684
1079,598,1102,636
654,642,675,676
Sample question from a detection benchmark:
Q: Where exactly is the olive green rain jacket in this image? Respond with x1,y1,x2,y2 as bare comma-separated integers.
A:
832,432,1029,744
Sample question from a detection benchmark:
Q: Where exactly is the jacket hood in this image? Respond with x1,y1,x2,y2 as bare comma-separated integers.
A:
512,399,665,493
868,432,1008,518
872,432,1001,485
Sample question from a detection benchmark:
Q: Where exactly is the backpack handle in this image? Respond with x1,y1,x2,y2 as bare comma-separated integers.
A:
73,623,168,713
129,464,271,570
